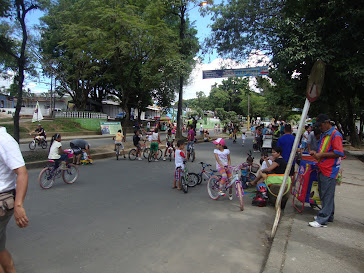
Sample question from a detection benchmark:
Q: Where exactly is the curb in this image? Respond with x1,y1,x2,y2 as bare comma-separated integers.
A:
262,209,296,273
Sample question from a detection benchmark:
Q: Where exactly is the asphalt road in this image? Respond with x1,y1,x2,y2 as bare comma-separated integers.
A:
8,136,276,273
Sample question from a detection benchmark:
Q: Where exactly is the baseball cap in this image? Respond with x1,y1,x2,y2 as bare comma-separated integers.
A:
315,114,330,126
212,138,225,146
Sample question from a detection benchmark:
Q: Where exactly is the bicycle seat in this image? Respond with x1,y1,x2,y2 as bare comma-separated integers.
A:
48,160,55,163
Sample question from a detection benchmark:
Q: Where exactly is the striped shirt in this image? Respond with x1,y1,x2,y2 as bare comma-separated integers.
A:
317,127,344,178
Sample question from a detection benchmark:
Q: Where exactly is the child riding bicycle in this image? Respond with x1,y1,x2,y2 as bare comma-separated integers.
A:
212,138,231,196
163,129,175,161
48,134,69,170
113,129,126,158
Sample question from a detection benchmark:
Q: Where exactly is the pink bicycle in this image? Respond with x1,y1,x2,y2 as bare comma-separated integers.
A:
207,164,246,211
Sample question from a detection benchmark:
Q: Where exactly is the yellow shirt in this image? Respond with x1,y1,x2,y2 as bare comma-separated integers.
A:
115,132,123,142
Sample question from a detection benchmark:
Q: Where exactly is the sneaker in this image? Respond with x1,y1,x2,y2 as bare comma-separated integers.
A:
218,191,226,196
163,157,166,161
155,159,158,162
228,192,233,200
138,157,142,161
308,221,327,228
314,216,333,223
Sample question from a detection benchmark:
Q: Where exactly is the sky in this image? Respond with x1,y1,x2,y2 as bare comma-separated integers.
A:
0,1,270,100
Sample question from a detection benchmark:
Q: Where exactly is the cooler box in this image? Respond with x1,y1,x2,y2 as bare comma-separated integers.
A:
292,153,321,212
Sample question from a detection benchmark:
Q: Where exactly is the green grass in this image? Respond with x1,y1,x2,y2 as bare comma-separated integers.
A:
0,123,27,137
72,118,106,131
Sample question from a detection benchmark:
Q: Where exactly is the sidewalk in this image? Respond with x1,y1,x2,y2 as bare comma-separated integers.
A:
263,151,364,273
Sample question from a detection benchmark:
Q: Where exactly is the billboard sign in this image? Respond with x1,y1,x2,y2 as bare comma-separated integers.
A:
100,122,122,135
202,66,269,79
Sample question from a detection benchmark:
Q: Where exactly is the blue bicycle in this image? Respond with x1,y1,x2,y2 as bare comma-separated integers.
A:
196,162,220,185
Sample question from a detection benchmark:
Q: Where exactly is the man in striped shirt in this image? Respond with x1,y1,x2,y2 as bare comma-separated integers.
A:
309,114,344,228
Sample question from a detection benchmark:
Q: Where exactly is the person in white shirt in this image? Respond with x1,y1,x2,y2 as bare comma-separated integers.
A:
48,134,69,170
241,132,246,146
0,126,29,272
200,123,204,135
173,140,186,190
247,152,273,187
212,138,231,197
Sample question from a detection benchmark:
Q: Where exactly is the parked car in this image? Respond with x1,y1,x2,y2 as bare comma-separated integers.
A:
115,112,126,119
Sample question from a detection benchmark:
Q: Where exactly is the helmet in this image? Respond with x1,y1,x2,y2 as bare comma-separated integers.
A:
252,195,267,207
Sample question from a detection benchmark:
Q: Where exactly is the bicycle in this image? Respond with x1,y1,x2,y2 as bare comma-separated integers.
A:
115,143,126,160
38,160,79,189
177,161,199,193
196,162,220,185
29,136,48,150
147,147,163,162
166,145,175,161
187,142,195,162
207,164,246,211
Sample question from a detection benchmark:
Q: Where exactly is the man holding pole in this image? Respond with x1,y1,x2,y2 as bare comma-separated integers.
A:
309,114,344,228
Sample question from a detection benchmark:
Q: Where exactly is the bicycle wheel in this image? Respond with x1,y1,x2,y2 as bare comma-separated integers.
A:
187,173,199,187
128,149,138,160
143,148,150,159
169,149,173,161
191,150,195,162
207,176,220,200
197,173,203,185
116,146,119,160
148,151,153,162
157,149,163,160
39,167,54,189
41,140,48,149
62,164,79,184
236,182,244,211
181,176,188,193
29,141,36,150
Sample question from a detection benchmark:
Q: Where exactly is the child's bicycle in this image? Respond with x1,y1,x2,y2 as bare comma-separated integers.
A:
207,164,246,211
115,143,125,160
38,161,79,189
166,145,175,161
177,161,199,193
196,162,220,185
29,136,48,150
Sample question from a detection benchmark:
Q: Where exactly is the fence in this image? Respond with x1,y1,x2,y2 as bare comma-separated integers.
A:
54,111,107,119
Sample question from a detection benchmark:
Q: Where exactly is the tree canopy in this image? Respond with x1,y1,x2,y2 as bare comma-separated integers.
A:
207,0,364,146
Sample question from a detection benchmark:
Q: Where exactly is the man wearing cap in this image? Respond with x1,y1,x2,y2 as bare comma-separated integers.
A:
309,114,344,228
0,126,29,272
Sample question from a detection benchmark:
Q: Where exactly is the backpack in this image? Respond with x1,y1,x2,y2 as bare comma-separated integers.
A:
252,183,268,207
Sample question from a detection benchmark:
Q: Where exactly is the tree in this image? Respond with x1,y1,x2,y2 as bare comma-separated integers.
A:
40,0,182,134
0,0,43,142
165,0,210,138
207,0,364,146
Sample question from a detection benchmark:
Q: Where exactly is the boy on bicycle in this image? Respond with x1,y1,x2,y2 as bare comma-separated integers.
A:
163,129,175,161
187,125,195,161
113,129,126,159
133,130,143,160
173,140,186,190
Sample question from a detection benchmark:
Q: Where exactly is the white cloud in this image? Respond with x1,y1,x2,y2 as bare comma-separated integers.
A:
184,51,270,99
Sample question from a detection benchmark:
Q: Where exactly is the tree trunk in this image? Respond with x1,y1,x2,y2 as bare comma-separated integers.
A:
176,75,183,138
